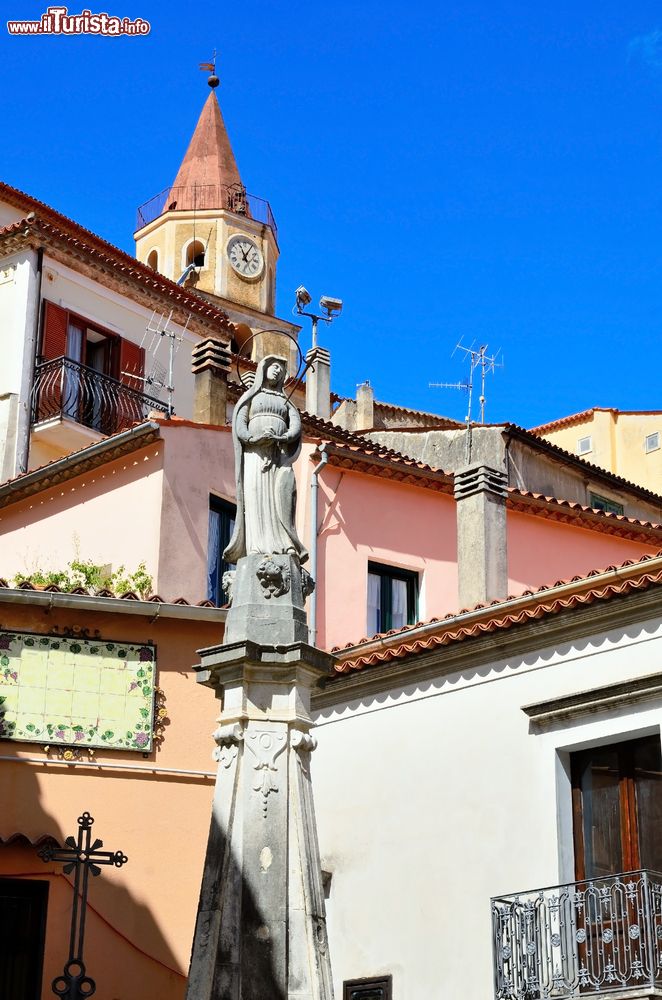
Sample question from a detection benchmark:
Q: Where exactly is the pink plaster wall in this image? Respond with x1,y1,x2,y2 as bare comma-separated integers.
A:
0,443,164,588
507,509,656,596
313,464,458,648
157,423,236,603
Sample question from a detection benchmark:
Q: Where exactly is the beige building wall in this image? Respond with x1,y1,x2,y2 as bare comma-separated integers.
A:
540,409,662,494
135,209,278,316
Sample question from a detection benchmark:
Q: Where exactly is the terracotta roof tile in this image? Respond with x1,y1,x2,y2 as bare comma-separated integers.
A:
0,184,235,332
528,407,601,434
331,550,662,674
0,421,161,509
507,488,662,539
0,578,217,608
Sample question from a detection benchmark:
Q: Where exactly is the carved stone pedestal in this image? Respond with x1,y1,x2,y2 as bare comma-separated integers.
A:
186,639,334,1000
223,553,313,647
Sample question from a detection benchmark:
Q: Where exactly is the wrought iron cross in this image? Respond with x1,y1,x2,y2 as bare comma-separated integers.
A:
39,812,128,999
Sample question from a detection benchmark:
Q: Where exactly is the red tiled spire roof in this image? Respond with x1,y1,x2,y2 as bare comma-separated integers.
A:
172,90,243,204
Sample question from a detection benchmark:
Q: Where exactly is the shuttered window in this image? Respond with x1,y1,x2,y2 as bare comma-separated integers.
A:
119,338,146,392
40,301,68,360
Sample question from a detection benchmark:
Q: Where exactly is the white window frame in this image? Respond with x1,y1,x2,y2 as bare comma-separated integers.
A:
577,435,592,456
645,432,660,454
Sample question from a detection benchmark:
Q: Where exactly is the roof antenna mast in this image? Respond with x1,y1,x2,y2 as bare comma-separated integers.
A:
430,339,504,426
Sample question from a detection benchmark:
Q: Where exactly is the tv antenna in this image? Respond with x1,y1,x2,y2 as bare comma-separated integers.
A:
429,340,503,425
124,310,191,418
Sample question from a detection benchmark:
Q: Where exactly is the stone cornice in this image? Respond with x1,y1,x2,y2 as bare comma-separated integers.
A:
522,672,662,728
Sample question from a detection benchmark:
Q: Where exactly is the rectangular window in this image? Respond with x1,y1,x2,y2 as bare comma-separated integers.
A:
0,878,48,1000
367,563,417,636
577,435,592,455
589,492,624,516
344,976,392,1000
645,432,660,454
208,496,237,606
571,734,662,879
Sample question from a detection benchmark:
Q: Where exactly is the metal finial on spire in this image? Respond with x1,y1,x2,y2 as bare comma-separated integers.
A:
199,50,219,88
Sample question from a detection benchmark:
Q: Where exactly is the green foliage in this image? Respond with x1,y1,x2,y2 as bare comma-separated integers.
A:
11,560,153,599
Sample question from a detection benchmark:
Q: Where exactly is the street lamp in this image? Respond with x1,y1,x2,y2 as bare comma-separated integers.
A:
294,286,343,349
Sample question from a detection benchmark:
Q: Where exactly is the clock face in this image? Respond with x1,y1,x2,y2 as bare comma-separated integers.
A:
227,235,264,279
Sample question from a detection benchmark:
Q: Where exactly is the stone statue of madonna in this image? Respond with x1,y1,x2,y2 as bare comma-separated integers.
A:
223,355,308,566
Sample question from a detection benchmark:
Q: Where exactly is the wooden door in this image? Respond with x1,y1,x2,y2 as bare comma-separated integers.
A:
572,735,662,879
571,736,662,991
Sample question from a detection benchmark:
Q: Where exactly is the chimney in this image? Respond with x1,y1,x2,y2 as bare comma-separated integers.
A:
454,463,508,609
191,337,230,426
305,347,331,420
356,381,374,430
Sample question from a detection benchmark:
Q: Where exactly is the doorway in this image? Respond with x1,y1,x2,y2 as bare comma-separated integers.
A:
0,877,48,1000
571,734,662,879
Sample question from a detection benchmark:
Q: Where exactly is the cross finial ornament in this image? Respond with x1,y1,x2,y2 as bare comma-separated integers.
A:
39,812,128,999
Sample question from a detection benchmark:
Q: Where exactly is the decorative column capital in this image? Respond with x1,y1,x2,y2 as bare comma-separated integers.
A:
212,721,244,767
291,729,317,754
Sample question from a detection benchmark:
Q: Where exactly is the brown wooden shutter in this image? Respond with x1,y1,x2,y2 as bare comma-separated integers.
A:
41,301,68,359
118,339,145,392
115,338,146,433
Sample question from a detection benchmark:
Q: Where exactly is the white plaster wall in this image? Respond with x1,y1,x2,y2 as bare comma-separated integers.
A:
40,257,201,419
312,617,662,998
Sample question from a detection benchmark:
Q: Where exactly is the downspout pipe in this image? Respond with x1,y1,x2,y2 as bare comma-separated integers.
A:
308,444,328,646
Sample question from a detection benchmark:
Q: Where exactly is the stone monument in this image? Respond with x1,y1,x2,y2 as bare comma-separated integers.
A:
186,354,335,1000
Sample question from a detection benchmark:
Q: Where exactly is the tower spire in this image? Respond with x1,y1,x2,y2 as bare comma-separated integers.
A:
171,59,243,208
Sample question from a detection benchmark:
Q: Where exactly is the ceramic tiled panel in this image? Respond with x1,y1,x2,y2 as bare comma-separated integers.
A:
0,631,156,751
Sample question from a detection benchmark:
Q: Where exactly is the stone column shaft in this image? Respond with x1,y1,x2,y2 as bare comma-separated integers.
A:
186,641,334,1000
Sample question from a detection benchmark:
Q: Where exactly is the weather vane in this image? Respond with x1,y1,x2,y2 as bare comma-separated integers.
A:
430,339,503,425
199,51,218,88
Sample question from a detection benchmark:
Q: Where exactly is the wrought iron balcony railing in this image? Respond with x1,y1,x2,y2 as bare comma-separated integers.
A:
30,357,169,437
492,870,662,998
135,182,278,244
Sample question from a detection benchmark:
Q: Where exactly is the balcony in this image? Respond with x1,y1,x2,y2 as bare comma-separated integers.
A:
30,357,169,449
135,182,278,245
492,871,662,999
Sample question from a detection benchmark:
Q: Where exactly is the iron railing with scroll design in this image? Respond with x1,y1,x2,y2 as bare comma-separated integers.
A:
31,357,169,436
135,182,278,244
492,870,662,998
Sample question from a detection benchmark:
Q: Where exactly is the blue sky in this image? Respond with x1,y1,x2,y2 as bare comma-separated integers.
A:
2,1,662,426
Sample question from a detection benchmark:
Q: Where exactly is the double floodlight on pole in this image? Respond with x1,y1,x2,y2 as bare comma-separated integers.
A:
294,286,343,349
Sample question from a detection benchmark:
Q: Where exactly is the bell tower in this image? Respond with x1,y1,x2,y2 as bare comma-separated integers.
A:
134,66,298,365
